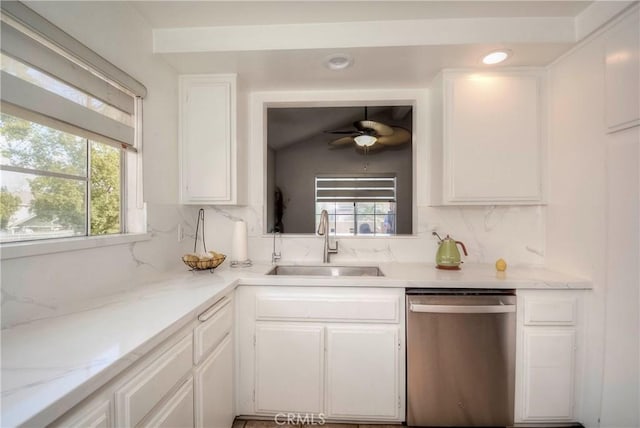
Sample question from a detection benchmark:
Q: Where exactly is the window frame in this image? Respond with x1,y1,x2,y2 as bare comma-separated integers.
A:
0,2,148,256
315,175,398,237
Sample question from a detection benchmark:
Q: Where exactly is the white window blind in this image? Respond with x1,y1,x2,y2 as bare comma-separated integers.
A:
315,174,397,202
0,1,146,150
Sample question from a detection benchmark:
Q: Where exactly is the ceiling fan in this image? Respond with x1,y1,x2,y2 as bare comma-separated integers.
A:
326,106,411,151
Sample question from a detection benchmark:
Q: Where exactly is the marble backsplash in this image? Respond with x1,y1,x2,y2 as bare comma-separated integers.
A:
1,202,544,328
0,204,199,329
200,203,545,265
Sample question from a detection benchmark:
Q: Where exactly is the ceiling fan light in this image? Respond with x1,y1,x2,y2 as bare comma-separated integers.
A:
354,135,377,147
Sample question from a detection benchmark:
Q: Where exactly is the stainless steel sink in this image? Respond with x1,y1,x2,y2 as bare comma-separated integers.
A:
267,265,384,277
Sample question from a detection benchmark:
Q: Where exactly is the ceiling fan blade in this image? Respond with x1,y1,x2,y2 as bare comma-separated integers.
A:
354,120,394,136
376,127,411,146
328,136,355,148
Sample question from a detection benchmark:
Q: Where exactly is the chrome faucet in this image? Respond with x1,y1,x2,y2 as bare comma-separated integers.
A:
317,209,338,263
272,230,281,264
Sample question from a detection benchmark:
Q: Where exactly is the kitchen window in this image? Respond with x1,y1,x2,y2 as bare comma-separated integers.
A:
315,175,397,236
0,2,147,246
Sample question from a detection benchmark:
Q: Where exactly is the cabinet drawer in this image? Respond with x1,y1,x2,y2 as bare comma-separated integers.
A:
194,297,232,364
115,334,193,427
256,295,400,323
140,377,194,428
51,399,111,428
524,298,577,325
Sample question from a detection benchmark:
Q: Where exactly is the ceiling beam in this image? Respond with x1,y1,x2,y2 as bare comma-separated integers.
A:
153,17,575,53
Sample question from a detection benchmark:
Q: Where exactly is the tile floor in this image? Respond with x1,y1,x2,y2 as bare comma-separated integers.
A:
234,420,400,428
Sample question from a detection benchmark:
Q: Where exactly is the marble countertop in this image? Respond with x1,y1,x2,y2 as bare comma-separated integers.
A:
1,262,590,427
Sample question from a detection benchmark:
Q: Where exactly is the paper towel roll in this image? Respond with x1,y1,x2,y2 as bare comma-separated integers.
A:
231,220,248,262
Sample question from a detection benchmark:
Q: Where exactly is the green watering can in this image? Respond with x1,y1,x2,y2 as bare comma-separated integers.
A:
432,232,468,270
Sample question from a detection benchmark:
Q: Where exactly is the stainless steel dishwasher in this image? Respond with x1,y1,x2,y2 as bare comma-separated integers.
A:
406,289,516,427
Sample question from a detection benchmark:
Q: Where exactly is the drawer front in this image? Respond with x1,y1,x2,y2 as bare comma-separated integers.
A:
256,294,400,323
51,399,111,428
140,377,194,428
524,298,577,325
194,297,233,364
115,334,193,427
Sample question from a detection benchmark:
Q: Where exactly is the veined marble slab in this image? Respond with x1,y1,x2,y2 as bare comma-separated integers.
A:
1,262,589,427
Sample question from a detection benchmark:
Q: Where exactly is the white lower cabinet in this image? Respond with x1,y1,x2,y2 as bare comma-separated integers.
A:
237,286,405,423
520,328,576,420
51,399,111,428
140,377,194,428
52,292,235,428
255,323,325,413
194,334,235,428
325,325,400,419
115,334,194,427
515,291,583,424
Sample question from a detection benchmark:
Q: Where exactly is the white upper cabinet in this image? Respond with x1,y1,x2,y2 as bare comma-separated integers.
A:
429,69,545,205
605,11,640,133
179,74,243,205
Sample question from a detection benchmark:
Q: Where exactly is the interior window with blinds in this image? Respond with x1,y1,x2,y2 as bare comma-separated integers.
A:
315,175,397,236
0,2,146,243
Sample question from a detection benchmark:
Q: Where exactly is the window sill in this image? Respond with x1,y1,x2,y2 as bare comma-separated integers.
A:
0,233,151,260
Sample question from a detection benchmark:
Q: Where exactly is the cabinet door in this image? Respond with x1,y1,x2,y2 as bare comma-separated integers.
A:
605,11,640,132
115,334,193,427
179,74,237,204
255,323,324,414
140,377,194,428
325,325,400,420
520,327,576,421
444,72,542,203
194,334,234,428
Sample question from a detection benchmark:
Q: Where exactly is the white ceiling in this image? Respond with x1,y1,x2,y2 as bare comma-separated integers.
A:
157,42,573,90
128,1,622,90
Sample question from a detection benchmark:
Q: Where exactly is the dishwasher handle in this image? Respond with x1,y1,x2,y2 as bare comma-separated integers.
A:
409,303,516,314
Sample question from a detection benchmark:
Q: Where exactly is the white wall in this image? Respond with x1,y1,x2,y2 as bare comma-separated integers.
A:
0,1,198,328
547,7,640,427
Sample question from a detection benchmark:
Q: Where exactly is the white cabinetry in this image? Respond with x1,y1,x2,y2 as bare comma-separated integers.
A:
515,291,583,423
605,10,640,133
429,69,545,205
325,325,400,419
194,335,234,428
255,324,325,413
140,377,194,428
193,296,235,428
115,334,193,427
51,399,111,428
236,286,405,422
52,293,235,428
179,74,243,205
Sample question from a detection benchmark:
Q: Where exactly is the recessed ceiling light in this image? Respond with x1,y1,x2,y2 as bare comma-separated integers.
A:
324,53,353,71
482,50,511,65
